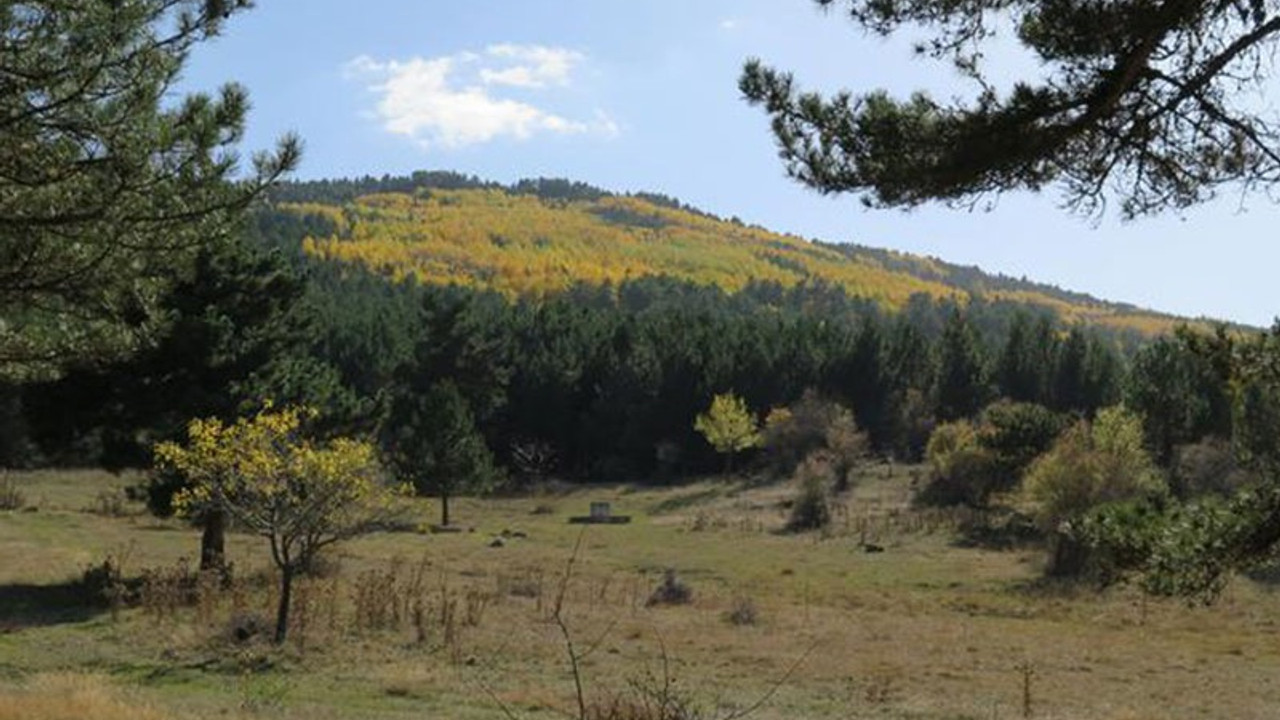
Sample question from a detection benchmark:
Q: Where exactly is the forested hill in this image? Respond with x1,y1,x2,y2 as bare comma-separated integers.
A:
263,171,1200,337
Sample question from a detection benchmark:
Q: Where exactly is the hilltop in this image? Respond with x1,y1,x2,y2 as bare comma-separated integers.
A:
262,171,1208,337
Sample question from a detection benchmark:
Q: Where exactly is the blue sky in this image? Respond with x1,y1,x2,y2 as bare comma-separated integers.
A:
180,0,1279,327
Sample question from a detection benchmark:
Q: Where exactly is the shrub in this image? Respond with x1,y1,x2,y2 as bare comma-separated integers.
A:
86,487,129,517
226,612,270,644
786,460,832,532
1173,437,1254,499
143,465,185,518
919,405,1066,509
646,569,692,607
825,414,868,493
725,596,759,626
763,390,867,480
976,401,1066,490
924,420,978,479
137,560,202,617
0,475,23,510
78,556,127,609
916,446,998,508
1023,406,1165,576
919,420,999,507
887,388,935,462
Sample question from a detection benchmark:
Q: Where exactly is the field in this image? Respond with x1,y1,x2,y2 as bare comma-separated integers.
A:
2,468,1279,719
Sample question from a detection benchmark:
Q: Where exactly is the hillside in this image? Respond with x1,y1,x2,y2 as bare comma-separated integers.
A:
269,173,1199,336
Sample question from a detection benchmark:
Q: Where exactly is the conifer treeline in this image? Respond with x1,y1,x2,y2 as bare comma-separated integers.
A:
1,174,1238,483
4,237,1124,480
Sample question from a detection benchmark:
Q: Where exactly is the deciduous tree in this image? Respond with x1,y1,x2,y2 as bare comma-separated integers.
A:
695,392,762,473
156,406,401,643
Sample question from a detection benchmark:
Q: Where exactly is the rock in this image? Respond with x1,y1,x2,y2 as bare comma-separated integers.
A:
489,536,506,548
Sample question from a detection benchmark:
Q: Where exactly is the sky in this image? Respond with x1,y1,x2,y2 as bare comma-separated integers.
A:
179,0,1280,327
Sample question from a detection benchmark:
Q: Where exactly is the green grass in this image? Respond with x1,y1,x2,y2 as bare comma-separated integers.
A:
2,467,1279,719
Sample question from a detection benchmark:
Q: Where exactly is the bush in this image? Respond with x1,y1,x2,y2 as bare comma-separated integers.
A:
918,404,1066,509
724,596,759,626
763,390,867,481
1173,437,1254,499
919,420,1000,507
1023,406,1165,576
925,420,978,478
78,556,128,610
646,569,692,607
976,401,1066,490
226,612,270,644
0,475,23,510
85,487,129,517
916,446,998,508
887,388,935,462
785,460,833,532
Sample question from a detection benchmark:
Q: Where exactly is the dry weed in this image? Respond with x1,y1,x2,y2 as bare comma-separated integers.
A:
0,673,170,720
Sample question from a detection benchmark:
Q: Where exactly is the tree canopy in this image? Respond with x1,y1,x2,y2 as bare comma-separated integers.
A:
695,392,763,472
740,0,1280,217
157,405,400,642
1,0,300,379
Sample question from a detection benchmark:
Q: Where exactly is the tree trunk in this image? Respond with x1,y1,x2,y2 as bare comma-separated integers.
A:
441,492,450,527
274,564,294,644
200,507,226,573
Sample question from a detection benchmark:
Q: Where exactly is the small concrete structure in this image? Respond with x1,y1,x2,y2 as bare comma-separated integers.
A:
569,501,631,524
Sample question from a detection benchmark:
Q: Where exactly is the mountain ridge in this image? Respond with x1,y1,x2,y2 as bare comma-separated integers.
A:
265,171,1234,336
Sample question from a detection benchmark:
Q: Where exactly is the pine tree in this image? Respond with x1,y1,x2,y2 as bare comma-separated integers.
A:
997,313,1056,404
1,0,300,378
741,0,1280,217
382,380,498,527
935,310,990,422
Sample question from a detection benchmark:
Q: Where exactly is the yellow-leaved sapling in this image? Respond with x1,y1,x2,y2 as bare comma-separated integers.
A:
155,405,408,643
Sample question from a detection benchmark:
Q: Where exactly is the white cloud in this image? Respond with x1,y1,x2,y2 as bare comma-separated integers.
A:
592,109,621,139
480,44,583,88
344,45,613,150
719,18,739,31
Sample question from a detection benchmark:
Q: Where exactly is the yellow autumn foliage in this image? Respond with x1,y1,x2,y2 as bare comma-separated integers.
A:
287,188,1190,336
155,405,405,558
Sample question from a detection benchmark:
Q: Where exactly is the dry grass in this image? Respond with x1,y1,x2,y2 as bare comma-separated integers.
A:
0,673,172,720
0,473,24,510
2,466,1280,719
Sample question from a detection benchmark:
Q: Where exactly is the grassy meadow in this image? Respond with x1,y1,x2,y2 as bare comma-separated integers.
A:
1,467,1279,719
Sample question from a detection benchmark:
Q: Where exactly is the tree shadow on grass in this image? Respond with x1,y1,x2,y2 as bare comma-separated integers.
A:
0,578,114,630
949,508,1041,551
0,558,144,631
1243,560,1280,588
646,487,724,515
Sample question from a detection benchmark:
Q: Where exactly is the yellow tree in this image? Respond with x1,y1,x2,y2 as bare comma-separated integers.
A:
155,406,404,643
694,392,762,474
